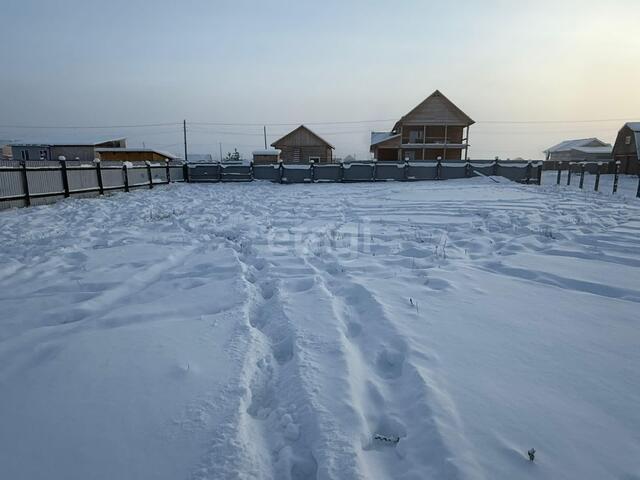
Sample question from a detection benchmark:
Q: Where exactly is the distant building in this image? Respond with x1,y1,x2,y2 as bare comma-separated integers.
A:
11,138,127,162
612,123,640,174
271,125,334,164
544,138,612,163
252,149,281,165
96,147,177,163
370,90,474,162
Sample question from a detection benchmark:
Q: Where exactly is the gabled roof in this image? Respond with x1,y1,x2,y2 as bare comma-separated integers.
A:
625,122,640,132
271,125,335,149
392,90,474,131
545,138,610,154
571,146,612,154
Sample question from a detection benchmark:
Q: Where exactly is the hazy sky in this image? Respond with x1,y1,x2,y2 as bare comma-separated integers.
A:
1,0,639,159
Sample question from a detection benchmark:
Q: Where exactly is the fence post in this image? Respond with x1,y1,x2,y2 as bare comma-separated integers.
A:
20,160,31,206
218,163,223,182
123,163,130,192
339,162,344,183
567,163,572,186
95,159,104,195
464,160,471,178
183,163,190,183
492,160,498,176
525,161,532,184
636,174,640,198
403,160,409,181
146,161,153,189
556,162,562,185
613,161,620,194
436,159,442,180
279,162,284,184
372,162,377,182
579,162,585,189
594,163,601,192
165,160,171,183
250,161,255,182
310,162,315,183
60,160,70,198
536,162,543,185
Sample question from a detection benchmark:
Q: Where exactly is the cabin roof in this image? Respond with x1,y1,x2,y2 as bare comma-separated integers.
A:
271,125,335,149
392,90,474,131
545,138,610,154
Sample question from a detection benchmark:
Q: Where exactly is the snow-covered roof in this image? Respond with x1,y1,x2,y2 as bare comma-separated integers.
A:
96,147,177,159
370,131,400,146
545,138,610,154
571,146,613,154
9,137,127,147
252,149,281,156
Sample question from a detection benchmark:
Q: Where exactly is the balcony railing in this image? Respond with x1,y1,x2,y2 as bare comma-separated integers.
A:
401,136,462,145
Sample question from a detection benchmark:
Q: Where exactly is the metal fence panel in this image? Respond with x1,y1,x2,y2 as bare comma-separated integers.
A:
375,163,405,181
169,165,185,182
221,165,252,182
344,164,374,182
441,163,467,180
189,164,220,182
314,164,341,182
127,167,150,188
282,166,311,183
471,162,495,177
254,165,279,181
407,163,437,180
102,168,125,190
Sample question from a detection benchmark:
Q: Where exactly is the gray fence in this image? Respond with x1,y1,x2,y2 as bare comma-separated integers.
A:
188,160,543,185
0,160,186,210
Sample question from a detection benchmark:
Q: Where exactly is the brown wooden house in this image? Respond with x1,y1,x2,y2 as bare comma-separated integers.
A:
370,90,474,162
612,122,640,174
271,125,334,164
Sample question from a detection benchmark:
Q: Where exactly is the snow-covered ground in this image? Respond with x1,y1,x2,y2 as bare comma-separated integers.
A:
0,176,639,480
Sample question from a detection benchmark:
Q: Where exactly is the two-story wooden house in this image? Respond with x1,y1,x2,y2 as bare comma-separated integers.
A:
370,90,474,162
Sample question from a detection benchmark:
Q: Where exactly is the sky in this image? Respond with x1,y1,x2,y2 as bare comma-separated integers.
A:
1,0,639,160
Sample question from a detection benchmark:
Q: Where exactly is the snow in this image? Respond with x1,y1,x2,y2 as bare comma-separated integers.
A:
253,149,281,156
0,176,639,480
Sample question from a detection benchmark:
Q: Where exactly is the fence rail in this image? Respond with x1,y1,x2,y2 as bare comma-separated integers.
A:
552,160,640,196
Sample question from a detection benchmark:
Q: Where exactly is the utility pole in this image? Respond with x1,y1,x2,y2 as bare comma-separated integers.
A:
183,120,188,163
263,126,267,150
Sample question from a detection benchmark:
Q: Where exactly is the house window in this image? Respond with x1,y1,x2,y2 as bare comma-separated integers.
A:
309,156,320,164
625,135,632,145
409,130,423,144
39,149,48,160
20,150,30,161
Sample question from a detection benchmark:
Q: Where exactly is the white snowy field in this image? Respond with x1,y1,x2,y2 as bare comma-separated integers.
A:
0,176,639,480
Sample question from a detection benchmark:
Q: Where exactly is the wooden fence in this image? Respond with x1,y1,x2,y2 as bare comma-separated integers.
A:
0,160,187,210
552,160,640,196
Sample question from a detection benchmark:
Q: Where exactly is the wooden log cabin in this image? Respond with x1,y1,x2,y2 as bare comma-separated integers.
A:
370,90,474,162
271,125,334,164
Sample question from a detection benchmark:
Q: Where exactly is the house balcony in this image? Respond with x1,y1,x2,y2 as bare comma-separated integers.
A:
401,139,468,148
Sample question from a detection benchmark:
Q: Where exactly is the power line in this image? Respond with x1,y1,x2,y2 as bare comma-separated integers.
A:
0,122,181,129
